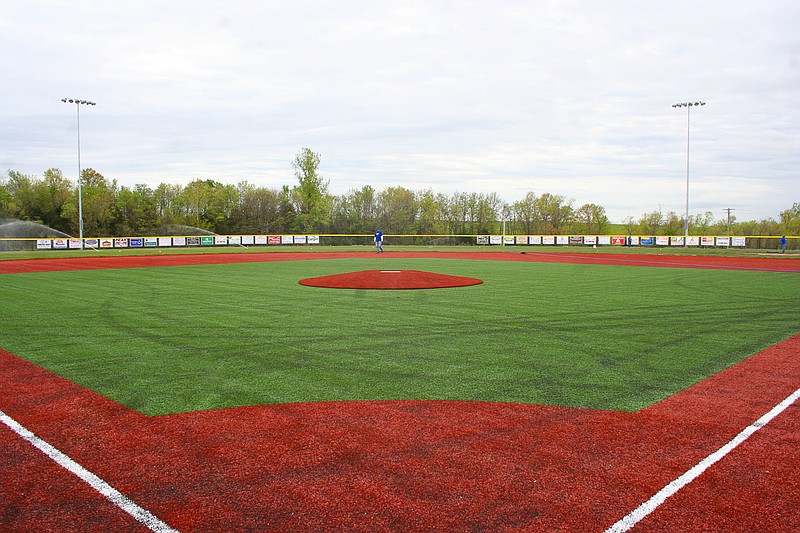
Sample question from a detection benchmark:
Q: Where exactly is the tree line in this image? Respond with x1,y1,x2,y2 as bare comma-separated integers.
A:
2,148,798,239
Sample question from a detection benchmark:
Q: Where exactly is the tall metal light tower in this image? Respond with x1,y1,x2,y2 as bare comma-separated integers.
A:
672,101,705,244
61,98,96,247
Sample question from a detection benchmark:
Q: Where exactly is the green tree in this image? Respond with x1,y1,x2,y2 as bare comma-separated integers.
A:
74,168,118,236
637,209,664,235
780,202,800,235
116,184,158,235
537,193,573,234
574,203,608,234
512,192,540,234
377,186,417,233
155,183,184,225
291,148,331,232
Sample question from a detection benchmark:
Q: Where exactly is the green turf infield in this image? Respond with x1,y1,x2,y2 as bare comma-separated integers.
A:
1,258,798,415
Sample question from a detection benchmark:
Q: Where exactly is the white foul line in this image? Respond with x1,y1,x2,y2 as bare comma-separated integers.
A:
0,409,180,533
605,387,800,533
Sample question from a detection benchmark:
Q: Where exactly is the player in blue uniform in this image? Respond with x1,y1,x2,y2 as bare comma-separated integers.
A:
374,228,384,253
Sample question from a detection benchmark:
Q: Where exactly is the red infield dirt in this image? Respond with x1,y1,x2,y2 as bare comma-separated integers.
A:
298,269,483,289
1,251,798,532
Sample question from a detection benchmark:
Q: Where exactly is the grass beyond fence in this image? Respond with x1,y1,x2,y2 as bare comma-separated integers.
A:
2,257,797,416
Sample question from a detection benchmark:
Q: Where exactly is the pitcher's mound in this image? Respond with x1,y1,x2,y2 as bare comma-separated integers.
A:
299,270,483,290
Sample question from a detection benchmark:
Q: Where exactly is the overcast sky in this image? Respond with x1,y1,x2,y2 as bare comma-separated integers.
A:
2,1,798,223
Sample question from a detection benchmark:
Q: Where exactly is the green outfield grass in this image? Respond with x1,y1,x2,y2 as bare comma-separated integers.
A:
1,257,798,415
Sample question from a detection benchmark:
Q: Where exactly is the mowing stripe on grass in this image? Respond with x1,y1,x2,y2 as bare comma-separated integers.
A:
604,386,800,533
0,409,179,533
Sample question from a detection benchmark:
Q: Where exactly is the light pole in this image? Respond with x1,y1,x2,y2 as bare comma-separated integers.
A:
672,101,705,244
61,98,96,248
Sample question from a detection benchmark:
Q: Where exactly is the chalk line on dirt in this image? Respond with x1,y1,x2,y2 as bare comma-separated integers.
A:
604,386,800,533
0,409,179,533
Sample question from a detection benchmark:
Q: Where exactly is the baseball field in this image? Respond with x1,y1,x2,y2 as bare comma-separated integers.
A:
1,250,798,531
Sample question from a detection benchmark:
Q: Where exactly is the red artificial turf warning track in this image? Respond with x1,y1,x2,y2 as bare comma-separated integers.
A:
1,251,798,532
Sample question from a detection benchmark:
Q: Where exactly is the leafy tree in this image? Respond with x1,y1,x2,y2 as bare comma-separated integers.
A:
691,211,715,235
155,183,183,225
377,186,417,233
234,181,280,234
73,168,118,236
574,203,608,234
415,189,444,235
537,193,573,233
780,202,800,235
637,209,664,235
291,148,331,232
116,184,158,235
512,192,540,234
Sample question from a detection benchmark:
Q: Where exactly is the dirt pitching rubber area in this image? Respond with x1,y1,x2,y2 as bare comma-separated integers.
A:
298,269,483,289
1,251,798,532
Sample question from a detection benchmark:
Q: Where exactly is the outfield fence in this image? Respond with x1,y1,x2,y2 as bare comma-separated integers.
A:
1,234,796,252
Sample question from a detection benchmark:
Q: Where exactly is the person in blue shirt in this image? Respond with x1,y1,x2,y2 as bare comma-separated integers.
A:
781,235,787,254
374,228,384,253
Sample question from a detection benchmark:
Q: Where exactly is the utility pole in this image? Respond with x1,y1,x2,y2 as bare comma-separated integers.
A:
723,207,736,236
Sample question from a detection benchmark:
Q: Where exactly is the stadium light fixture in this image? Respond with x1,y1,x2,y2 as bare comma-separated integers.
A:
672,101,705,244
61,98,96,248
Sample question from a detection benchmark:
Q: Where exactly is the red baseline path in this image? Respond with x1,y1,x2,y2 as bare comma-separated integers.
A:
1,252,798,531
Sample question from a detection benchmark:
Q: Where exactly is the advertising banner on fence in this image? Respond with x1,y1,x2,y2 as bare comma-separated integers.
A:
85,239,99,248
268,235,281,245
114,239,129,248
701,236,715,246
129,238,143,248
542,236,556,245
214,236,227,245
584,236,597,245
228,236,241,246
490,235,502,245
294,235,307,244
528,236,542,245
612,236,626,245
100,239,113,248
598,236,611,246
36,239,51,249
655,236,670,246
308,236,320,244
255,235,267,245
145,238,159,247
732,237,746,247
516,236,528,245
502,236,515,245
69,239,83,249
241,235,255,245
687,236,700,246
157,237,171,247
716,237,730,247
569,236,583,245
640,237,654,246
476,236,489,244
188,237,201,246
53,239,68,249
172,237,186,246
556,236,569,245
671,236,685,246
281,235,294,244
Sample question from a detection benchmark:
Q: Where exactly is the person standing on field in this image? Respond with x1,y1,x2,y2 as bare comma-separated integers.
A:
781,235,787,254
374,228,384,253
